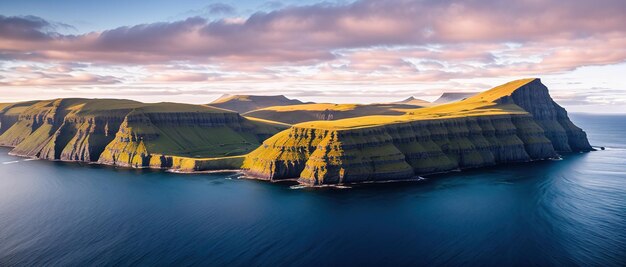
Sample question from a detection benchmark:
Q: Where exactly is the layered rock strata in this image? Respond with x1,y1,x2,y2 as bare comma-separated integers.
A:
0,99,285,170
0,78,593,183
242,79,592,185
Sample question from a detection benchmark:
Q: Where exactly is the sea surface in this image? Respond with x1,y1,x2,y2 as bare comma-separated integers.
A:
0,114,625,266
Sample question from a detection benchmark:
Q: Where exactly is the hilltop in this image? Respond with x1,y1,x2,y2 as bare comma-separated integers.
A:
393,96,433,106
433,92,476,104
209,94,304,113
242,78,592,185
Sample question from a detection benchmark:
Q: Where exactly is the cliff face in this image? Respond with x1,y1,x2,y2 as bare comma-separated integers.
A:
496,79,592,152
242,79,592,185
0,102,35,136
0,99,285,170
97,109,279,168
1,99,88,158
243,114,556,185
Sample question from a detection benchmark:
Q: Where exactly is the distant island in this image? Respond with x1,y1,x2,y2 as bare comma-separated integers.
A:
0,78,592,186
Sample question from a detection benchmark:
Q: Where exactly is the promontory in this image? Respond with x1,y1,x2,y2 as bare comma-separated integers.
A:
0,78,592,186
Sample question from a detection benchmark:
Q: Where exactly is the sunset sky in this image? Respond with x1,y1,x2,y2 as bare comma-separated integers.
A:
1,0,625,113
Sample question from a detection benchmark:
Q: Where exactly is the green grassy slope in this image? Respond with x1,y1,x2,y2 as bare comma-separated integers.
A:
293,79,537,130
0,101,41,135
0,98,287,169
244,103,423,124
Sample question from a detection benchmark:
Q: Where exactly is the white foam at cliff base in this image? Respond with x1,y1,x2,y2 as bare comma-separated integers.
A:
289,185,307,190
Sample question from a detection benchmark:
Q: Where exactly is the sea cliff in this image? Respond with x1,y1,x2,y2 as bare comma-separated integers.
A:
242,79,592,185
0,99,285,171
0,79,593,185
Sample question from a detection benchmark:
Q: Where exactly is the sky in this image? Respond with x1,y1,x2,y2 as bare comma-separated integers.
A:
1,0,625,113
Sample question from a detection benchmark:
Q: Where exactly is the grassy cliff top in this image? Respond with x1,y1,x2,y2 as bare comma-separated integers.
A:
0,100,43,115
462,78,536,102
252,103,360,112
1,98,236,117
295,78,537,130
243,116,291,127
243,103,422,124
68,100,232,115
130,102,231,113
248,103,418,112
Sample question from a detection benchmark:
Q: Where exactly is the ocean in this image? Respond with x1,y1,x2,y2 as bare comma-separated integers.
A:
0,114,624,266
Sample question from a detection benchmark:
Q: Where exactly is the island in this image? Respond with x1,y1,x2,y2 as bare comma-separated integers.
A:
0,78,592,186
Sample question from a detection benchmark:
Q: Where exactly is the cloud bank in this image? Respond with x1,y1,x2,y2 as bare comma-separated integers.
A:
1,0,625,64
1,0,626,111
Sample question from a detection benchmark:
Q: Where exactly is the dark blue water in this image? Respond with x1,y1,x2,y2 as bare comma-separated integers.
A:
1,114,625,266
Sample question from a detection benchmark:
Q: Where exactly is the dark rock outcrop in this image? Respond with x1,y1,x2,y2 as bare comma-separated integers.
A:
496,79,592,152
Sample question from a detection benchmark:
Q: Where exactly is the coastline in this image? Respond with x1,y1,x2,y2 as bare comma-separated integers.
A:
0,145,593,188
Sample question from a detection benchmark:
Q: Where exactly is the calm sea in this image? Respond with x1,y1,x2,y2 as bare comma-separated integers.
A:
0,114,624,266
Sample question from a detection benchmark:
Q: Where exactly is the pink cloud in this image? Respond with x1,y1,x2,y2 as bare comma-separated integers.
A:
0,72,120,86
0,0,625,91
0,0,624,65
148,73,213,82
